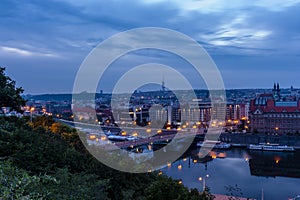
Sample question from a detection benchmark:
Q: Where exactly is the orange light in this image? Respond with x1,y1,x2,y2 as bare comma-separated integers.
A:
167,162,171,168
132,132,138,137
210,152,217,159
218,153,226,158
157,129,162,134
121,131,127,136
275,156,281,164
178,180,182,184
193,159,197,163
178,164,182,170
146,129,151,133
89,135,96,140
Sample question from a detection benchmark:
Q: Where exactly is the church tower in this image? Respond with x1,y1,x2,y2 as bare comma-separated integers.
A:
273,82,281,101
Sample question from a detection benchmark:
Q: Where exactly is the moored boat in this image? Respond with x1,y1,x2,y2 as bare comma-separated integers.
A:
197,140,232,149
248,143,295,152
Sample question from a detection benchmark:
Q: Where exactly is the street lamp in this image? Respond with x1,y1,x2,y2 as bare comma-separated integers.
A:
198,174,209,192
30,107,35,122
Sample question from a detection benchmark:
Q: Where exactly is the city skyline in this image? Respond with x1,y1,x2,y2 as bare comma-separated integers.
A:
1,0,300,94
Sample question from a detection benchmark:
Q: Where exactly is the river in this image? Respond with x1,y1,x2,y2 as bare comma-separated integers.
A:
162,148,300,200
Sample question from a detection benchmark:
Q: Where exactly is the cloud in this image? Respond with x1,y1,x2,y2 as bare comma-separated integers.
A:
1,0,300,93
254,0,300,11
141,0,300,13
1,46,33,56
1,46,59,58
194,14,272,55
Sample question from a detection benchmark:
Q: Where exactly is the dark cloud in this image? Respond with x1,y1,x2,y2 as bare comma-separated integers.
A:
1,0,300,93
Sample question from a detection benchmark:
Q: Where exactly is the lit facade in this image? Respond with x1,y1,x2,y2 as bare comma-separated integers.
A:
249,84,300,134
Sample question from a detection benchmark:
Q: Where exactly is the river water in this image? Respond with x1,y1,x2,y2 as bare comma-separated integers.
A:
162,148,300,200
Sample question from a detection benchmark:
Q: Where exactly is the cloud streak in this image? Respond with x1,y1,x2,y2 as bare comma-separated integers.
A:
1,46,59,58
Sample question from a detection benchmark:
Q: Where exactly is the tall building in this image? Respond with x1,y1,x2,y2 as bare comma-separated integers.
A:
249,83,300,134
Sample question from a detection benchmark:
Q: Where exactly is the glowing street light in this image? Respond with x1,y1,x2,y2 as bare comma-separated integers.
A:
30,107,35,122
198,174,209,192
177,164,182,170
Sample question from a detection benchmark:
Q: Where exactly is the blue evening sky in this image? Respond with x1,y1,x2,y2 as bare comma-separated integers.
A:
1,0,300,94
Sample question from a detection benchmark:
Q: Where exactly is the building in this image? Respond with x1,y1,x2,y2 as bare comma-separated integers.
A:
249,83,300,134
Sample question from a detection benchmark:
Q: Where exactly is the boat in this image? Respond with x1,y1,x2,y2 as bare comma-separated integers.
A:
107,135,127,141
107,135,138,142
248,143,295,152
197,140,232,149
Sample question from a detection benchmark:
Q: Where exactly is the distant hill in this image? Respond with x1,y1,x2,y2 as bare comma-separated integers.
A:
24,93,111,102
25,94,72,102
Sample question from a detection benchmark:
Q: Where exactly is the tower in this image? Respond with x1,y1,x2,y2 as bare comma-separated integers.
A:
273,82,280,101
276,82,280,97
272,82,276,95
162,75,166,92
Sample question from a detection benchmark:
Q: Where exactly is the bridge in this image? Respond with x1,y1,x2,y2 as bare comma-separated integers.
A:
59,119,217,150
114,131,204,149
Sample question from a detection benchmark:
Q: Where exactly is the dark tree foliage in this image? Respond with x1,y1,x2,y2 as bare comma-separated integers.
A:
0,116,210,199
0,67,26,112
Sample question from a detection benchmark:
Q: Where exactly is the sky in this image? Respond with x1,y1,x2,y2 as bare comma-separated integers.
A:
1,0,300,94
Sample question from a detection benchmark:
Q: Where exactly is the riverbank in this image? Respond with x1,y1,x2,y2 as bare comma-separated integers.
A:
219,132,300,149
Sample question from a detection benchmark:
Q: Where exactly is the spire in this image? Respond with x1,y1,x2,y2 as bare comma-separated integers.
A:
273,82,276,92
162,75,166,92
277,82,280,91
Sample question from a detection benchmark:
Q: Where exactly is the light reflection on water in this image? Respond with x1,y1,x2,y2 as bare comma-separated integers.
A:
162,148,300,199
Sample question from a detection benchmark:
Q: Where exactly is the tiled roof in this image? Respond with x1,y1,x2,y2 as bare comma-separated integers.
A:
250,99,300,113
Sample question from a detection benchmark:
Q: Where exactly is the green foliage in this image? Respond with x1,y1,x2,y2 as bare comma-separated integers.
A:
145,175,206,200
199,187,215,200
0,67,26,112
225,184,243,200
0,161,59,199
0,116,211,199
0,161,109,199
145,176,189,200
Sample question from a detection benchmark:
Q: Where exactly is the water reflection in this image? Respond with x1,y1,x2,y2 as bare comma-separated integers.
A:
248,150,300,178
188,148,300,179
163,148,300,199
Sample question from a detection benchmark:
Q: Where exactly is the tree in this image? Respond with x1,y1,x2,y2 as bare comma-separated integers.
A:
0,67,26,112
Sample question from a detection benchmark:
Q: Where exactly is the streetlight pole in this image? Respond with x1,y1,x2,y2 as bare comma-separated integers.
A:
198,174,209,192
30,107,34,123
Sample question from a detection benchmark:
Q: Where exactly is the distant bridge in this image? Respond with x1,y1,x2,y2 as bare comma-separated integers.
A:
114,132,204,149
